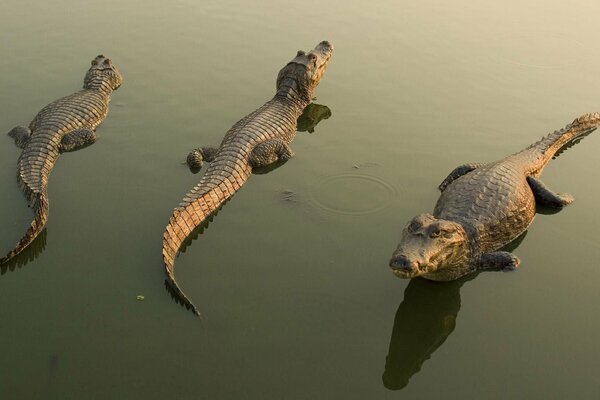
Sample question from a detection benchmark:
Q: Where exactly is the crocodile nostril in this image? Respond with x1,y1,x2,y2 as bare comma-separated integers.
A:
390,254,415,271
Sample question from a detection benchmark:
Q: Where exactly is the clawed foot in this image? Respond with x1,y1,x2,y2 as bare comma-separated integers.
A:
555,193,574,206
501,254,520,271
479,251,520,272
186,149,204,170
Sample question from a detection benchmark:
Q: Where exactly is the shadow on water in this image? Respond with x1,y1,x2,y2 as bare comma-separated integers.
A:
254,103,331,175
296,103,331,133
187,102,332,175
0,228,47,275
382,231,528,390
165,104,331,308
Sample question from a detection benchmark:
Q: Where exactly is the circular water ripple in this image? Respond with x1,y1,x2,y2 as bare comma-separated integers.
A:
309,174,397,216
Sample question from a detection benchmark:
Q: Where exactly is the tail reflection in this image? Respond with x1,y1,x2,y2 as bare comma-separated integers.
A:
0,228,47,275
297,103,331,133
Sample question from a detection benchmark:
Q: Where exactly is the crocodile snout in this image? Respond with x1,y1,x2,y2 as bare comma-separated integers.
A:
317,41,333,51
389,254,420,273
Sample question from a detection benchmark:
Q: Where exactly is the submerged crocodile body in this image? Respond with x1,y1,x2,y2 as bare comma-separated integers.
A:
163,41,334,315
1,55,122,264
390,113,600,280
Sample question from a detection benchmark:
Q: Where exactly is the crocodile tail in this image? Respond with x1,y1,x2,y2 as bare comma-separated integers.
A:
0,192,49,264
528,112,600,163
162,167,250,316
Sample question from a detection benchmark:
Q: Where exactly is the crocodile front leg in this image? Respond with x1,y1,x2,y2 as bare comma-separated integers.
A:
8,126,31,149
526,176,574,208
249,139,294,168
439,163,482,191
478,251,520,271
186,146,219,170
59,129,97,152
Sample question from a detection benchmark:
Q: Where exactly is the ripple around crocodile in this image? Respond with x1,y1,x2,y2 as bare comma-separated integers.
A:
309,174,398,216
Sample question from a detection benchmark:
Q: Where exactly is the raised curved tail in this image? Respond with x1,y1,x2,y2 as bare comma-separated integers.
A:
0,192,49,264
527,112,600,164
162,164,251,315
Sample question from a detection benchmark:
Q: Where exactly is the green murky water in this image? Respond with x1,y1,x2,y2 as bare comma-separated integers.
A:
1,0,600,398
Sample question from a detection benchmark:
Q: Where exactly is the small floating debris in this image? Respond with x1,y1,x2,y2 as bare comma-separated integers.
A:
136,295,145,301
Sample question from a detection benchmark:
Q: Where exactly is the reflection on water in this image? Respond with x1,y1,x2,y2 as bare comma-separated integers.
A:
165,103,331,309
188,103,331,175
0,228,47,275
383,232,528,390
252,103,332,175
296,103,331,133
382,276,467,390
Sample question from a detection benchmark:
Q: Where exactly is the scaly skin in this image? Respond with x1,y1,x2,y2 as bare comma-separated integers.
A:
1,55,123,264
163,41,334,315
390,113,600,281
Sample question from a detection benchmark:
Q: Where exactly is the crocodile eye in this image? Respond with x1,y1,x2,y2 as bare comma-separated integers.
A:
297,50,305,56
103,58,112,65
91,60,98,66
442,231,454,239
407,221,420,233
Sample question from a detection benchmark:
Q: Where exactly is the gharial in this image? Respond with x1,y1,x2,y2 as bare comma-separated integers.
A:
1,55,123,264
389,113,600,281
162,41,334,315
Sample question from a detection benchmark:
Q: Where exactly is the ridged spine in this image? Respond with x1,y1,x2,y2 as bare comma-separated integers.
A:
523,112,600,170
162,98,302,315
1,88,111,264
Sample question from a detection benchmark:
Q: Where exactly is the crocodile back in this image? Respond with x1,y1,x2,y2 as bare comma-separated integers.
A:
434,160,536,252
19,90,109,199
162,98,303,315
1,88,111,264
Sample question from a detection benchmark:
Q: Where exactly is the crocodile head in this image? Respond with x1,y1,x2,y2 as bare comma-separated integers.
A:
389,214,471,279
276,41,334,103
84,54,123,91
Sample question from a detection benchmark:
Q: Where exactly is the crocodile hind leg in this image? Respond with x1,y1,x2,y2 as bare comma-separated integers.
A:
59,129,97,152
249,139,294,168
438,163,482,191
478,251,520,271
526,176,574,208
186,146,219,170
8,126,31,149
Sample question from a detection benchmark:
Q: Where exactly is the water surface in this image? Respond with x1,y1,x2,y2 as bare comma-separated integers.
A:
1,0,600,398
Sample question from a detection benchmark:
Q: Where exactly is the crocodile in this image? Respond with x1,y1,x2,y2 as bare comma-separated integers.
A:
163,41,334,315
389,113,600,281
1,55,123,264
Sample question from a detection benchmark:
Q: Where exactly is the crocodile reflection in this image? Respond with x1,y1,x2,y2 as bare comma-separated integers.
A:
190,103,332,175
383,233,527,390
296,103,331,133
169,103,332,306
253,103,332,175
0,228,47,275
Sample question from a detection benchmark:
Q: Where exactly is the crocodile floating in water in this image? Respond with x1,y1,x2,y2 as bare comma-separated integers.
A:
383,234,526,390
1,55,123,264
389,113,600,280
163,41,334,315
